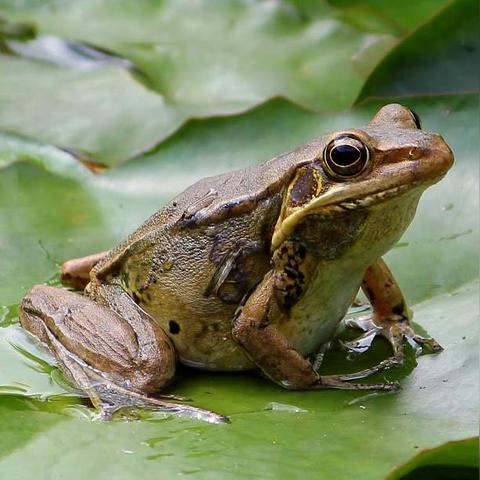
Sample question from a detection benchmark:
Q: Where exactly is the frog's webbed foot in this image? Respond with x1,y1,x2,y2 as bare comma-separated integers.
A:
342,315,443,364
20,285,228,424
342,258,443,370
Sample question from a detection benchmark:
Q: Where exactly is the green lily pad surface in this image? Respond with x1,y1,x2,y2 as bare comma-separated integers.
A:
0,1,478,479
0,0,451,164
386,437,479,480
358,0,479,100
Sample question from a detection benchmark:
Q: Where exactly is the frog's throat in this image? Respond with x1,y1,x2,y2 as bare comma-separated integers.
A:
271,178,430,250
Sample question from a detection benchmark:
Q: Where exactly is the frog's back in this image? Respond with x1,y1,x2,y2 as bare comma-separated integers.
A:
130,139,323,238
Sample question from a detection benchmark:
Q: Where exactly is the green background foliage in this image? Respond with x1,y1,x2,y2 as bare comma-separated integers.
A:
0,1,478,479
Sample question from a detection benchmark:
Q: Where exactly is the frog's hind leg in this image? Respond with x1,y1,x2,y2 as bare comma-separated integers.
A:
20,284,228,423
342,258,442,364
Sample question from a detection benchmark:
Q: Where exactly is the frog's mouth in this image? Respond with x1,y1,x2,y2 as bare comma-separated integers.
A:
272,170,446,250
305,179,423,212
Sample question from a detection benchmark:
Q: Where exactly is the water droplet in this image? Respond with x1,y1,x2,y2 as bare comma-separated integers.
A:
264,402,307,413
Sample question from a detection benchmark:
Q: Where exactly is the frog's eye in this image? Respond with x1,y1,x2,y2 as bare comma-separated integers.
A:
323,135,370,179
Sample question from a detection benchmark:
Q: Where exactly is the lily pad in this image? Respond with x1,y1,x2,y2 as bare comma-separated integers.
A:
0,0,451,164
385,437,479,480
0,56,183,164
358,0,479,100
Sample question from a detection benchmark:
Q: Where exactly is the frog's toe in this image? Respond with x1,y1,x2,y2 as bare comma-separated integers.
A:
343,315,443,358
340,329,378,354
404,329,443,354
344,316,378,332
380,320,442,358
317,376,400,392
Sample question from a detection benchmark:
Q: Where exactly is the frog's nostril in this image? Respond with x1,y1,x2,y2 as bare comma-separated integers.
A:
408,148,422,160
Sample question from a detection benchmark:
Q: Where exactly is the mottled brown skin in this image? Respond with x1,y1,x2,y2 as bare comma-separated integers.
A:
20,104,454,420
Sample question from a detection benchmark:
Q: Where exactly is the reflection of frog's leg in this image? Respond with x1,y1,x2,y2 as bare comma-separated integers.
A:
343,258,443,362
60,251,109,289
232,274,398,391
20,284,228,423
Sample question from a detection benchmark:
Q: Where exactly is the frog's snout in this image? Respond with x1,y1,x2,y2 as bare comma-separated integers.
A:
407,133,454,181
429,133,454,176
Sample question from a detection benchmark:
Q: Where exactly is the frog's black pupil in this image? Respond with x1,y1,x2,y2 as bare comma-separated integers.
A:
323,135,369,178
330,144,360,167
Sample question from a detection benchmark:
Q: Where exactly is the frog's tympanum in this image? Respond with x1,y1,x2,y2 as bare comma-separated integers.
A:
20,105,453,423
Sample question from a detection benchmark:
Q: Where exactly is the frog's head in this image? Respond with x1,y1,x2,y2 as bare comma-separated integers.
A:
271,103,454,250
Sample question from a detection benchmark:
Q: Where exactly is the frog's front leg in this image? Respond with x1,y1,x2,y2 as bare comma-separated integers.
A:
20,284,227,423
232,273,397,391
343,257,443,362
60,251,109,289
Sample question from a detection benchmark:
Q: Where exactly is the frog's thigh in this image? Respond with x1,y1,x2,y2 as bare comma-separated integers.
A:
20,284,176,395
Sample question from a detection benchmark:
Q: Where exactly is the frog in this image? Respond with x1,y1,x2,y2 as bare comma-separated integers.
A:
19,104,454,423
